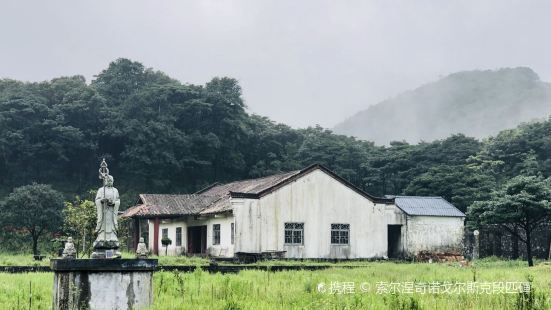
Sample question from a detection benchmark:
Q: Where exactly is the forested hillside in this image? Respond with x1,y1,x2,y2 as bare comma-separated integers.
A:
1,58,550,214
334,67,551,144
2,58,551,260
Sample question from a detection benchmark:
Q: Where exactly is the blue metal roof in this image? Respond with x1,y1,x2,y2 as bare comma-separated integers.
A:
394,196,465,217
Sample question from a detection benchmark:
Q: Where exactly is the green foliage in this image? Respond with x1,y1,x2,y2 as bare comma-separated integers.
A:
1,261,551,309
468,176,551,266
0,184,64,255
405,164,494,212
63,194,97,258
3,58,551,258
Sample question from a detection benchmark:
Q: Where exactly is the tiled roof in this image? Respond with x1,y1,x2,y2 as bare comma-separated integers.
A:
197,170,300,214
123,164,393,218
122,194,220,218
394,196,465,217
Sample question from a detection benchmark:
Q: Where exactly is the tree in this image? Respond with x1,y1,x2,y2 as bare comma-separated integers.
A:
405,165,495,212
468,175,551,266
63,194,97,257
161,236,172,256
0,184,64,255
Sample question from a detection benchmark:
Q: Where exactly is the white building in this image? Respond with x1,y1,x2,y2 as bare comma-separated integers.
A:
123,164,465,259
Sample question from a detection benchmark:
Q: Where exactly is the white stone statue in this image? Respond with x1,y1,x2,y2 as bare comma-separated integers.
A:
92,159,121,258
62,237,77,259
136,237,149,259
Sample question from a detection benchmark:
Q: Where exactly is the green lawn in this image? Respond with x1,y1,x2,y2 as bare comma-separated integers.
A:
0,260,550,309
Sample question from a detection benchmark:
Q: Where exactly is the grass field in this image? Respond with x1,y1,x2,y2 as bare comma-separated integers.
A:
0,252,413,267
1,259,550,309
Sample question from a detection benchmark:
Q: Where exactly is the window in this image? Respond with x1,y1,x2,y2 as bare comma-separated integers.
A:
162,228,168,239
231,223,234,245
176,227,182,246
213,224,221,245
331,224,350,245
284,222,304,245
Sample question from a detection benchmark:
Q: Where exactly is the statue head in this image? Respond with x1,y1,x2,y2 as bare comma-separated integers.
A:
139,237,145,243
67,237,73,243
104,175,114,187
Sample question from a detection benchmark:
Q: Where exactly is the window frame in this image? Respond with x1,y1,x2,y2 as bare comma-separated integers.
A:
330,223,350,245
284,222,304,245
212,224,221,245
162,228,168,240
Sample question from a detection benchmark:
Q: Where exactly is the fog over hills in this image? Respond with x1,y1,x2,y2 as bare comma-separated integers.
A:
334,67,551,145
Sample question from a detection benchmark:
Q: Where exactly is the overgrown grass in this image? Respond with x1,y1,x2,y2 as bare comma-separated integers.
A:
0,272,51,309
1,261,550,309
0,253,50,267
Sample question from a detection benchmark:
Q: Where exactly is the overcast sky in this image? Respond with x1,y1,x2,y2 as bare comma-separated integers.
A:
1,1,550,128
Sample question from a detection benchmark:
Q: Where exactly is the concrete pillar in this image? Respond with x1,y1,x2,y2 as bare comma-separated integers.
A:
473,230,480,261
153,218,160,255
51,259,157,310
132,218,140,251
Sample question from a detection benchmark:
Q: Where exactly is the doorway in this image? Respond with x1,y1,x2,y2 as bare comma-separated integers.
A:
387,225,403,259
187,226,207,255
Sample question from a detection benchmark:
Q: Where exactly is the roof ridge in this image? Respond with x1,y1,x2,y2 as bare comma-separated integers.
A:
395,195,443,199
225,170,300,184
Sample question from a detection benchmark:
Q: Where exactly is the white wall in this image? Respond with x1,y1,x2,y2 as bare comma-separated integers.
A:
148,218,187,256
205,215,235,257
147,215,235,257
405,216,464,256
233,169,404,259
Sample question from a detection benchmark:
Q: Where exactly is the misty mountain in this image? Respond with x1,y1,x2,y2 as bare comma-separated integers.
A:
334,67,551,144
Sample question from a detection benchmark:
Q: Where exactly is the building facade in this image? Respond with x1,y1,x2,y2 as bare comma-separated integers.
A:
123,164,465,259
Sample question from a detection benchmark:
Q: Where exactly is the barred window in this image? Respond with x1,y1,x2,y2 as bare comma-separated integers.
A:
176,227,182,246
331,224,349,245
284,223,304,245
213,224,221,245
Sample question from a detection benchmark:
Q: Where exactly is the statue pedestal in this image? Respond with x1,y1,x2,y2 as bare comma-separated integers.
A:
91,240,121,259
51,259,157,310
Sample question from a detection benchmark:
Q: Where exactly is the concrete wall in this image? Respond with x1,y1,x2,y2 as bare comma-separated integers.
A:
147,215,235,257
53,271,153,310
233,169,404,259
404,216,464,256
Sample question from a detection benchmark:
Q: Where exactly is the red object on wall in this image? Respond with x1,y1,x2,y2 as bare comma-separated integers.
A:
132,218,140,251
153,218,160,255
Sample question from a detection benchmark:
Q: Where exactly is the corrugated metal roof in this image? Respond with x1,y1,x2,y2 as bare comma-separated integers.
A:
394,196,465,217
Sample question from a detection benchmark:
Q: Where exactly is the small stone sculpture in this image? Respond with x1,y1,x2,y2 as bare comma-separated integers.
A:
136,237,149,259
62,237,77,259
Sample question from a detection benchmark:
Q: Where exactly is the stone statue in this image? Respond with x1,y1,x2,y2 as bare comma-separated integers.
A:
92,159,122,258
62,237,77,259
136,237,149,259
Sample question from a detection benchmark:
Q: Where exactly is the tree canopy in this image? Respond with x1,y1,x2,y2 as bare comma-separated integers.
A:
0,183,64,255
2,58,551,262
468,175,551,266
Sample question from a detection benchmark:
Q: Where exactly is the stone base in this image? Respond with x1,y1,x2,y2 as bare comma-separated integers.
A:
92,240,121,259
51,259,158,310
91,249,122,259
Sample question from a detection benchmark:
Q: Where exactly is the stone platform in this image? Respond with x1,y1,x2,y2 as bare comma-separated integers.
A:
51,259,158,310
